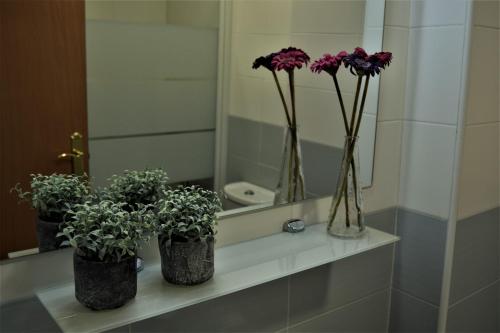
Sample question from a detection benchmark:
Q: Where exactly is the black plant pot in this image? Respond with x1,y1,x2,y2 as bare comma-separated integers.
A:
36,217,65,253
73,252,137,310
158,234,214,286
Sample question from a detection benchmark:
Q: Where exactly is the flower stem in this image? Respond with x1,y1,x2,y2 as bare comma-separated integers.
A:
349,76,363,135
332,75,350,134
272,71,292,128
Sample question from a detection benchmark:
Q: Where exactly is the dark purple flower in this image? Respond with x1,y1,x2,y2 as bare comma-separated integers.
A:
310,51,349,76
342,47,393,76
271,47,310,72
252,52,278,71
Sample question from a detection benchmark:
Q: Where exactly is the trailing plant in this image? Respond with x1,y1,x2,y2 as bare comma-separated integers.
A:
107,169,169,209
11,174,90,222
58,200,155,262
155,186,222,241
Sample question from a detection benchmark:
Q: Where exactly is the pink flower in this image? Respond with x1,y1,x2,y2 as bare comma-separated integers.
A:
343,47,393,76
310,51,349,76
272,47,310,72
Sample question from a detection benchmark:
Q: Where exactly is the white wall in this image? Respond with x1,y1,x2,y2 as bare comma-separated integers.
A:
86,17,218,186
457,0,500,219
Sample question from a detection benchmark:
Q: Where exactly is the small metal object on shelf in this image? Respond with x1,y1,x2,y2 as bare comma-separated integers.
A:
283,218,306,233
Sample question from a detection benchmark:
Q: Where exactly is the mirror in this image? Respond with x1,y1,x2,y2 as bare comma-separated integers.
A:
3,0,386,259
86,0,385,216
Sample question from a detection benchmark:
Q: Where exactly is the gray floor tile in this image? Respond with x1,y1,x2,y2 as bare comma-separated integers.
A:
130,278,288,333
447,281,499,333
393,208,447,305
450,208,500,304
389,289,439,333
289,245,393,325
289,289,390,333
0,297,62,333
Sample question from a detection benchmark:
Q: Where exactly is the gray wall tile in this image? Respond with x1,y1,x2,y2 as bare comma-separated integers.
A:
260,122,285,169
227,116,262,162
393,208,447,305
366,207,397,234
289,245,394,325
0,297,62,333
130,277,288,333
226,115,344,197
450,208,500,304
389,289,439,333
446,281,499,333
301,140,343,197
289,289,390,333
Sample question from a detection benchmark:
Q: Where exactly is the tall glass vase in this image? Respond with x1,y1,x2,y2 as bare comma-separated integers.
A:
274,126,306,205
327,136,365,238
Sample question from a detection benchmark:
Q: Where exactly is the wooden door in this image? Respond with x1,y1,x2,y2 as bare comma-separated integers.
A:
0,0,88,259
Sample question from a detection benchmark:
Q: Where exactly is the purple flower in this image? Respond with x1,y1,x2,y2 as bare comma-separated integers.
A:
342,47,393,76
310,51,349,76
272,47,310,72
252,52,278,71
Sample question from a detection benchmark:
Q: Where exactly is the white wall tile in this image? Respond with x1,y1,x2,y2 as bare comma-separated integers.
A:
295,87,350,148
385,0,411,27
88,79,216,137
358,114,377,186
364,121,403,212
399,121,457,219
89,132,214,187
410,0,467,27
166,0,219,29
233,0,291,34
457,123,500,219
291,34,362,94
378,27,409,121
473,0,500,28
86,21,218,80
229,76,263,122
290,0,365,34
112,1,168,24
260,79,290,127
232,33,291,79
465,26,500,125
405,26,465,124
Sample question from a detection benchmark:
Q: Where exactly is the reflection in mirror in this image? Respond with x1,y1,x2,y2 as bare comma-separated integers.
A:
2,0,386,259
86,0,385,217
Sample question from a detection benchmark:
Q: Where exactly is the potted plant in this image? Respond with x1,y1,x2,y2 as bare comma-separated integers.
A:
58,200,154,310
106,169,169,210
155,185,222,285
11,174,89,252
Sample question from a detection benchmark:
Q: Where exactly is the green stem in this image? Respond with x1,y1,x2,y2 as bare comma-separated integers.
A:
333,75,350,134
272,71,292,128
349,76,363,135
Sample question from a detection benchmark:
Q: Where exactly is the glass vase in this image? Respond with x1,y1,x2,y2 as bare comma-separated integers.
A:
327,136,365,238
274,126,306,205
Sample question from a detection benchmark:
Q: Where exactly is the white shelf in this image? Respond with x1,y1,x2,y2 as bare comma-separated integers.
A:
37,223,398,333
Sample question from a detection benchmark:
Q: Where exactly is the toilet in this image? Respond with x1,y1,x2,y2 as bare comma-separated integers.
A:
223,181,275,210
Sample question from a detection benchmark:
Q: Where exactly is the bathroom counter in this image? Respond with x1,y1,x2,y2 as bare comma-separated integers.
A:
36,223,398,333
